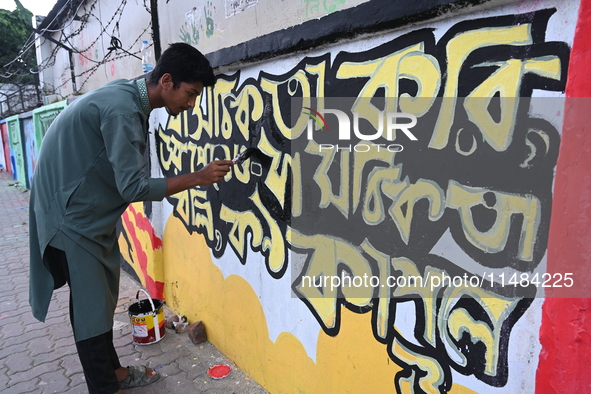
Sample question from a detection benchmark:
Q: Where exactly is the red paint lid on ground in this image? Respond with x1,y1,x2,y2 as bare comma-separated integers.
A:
207,364,231,379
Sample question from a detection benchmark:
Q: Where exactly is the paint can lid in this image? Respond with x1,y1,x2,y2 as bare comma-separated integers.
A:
207,364,231,379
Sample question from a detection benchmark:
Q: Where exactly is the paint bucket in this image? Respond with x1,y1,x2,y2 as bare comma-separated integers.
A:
128,289,166,345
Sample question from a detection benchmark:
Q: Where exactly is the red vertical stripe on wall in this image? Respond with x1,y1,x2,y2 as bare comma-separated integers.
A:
536,0,591,392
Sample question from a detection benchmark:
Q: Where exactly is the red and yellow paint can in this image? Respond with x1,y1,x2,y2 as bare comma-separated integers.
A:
128,289,166,345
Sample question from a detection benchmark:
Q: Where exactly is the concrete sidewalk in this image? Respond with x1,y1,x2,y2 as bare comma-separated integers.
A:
0,172,269,394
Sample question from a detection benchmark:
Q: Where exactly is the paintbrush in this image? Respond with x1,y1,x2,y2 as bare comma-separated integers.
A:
232,147,272,167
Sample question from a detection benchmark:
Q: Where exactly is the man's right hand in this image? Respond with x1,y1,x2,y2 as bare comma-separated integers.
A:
165,160,235,196
197,160,235,185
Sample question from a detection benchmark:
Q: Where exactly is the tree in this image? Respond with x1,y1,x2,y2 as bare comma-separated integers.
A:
0,0,36,85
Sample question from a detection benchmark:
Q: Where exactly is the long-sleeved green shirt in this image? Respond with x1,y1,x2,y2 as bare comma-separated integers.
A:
29,79,167,341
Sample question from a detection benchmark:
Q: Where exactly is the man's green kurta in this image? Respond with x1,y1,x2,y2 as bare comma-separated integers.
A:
29,79,167,341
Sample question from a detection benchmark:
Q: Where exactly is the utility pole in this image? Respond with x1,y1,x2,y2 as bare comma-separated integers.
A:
150,0,161,61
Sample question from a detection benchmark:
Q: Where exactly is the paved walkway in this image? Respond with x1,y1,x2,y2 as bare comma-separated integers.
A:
0,172,269,394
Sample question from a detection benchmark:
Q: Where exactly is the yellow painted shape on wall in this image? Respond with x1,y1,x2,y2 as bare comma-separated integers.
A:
162,215,478,394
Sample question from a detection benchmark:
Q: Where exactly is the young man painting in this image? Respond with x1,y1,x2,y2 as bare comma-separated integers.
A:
29,42,232,393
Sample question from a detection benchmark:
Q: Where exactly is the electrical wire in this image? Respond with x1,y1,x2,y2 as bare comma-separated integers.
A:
1,0,153,104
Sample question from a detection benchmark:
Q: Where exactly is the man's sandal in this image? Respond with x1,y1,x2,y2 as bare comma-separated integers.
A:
119,365,159,389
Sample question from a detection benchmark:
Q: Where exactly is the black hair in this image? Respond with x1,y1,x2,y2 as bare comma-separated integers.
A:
149,42,215,88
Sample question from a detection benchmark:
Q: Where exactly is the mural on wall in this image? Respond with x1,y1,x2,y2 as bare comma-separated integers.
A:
78,32,99,76
302,0,348,18
34,109,62,144
0,122,11,174
22,117,36,189
119,203,165,300
225,0,258,18
31,102,68,184
0,125,5,172
148,8,569,394
7,117,26,186
36,112,60,135
180,1,225,47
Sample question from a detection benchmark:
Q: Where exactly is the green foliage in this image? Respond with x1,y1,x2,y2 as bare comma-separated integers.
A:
0,0,36,84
